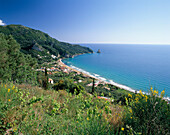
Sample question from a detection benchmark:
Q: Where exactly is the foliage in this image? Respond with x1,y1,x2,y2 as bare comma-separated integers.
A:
91,78,95,94
0,33,37,84
0,83,124,134
124,88,170,135
53,78,85,95
42,68,49,90
0,25,93,64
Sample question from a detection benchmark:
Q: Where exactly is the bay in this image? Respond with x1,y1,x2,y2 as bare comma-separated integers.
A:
63,44,170,97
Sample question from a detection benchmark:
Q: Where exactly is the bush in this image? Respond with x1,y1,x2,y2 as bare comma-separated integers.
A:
124,88,170,135
53,79,85,95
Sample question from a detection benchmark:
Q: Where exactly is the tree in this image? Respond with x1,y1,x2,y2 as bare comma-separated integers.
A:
0,33,37,84
43,68,48,90
92,78,95,94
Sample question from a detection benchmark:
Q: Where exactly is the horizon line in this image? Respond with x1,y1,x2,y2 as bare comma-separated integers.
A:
70,42,170,45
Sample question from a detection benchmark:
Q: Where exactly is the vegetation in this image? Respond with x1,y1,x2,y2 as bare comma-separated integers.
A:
0,33,37,84
0,84,169,134
0,24,169,134
0,83,124,134
0,25,93,64
124,88,169,135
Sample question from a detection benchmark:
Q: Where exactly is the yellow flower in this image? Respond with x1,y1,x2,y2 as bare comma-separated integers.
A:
151,87,153,90
161,90,165,94
13,128,17,132
129,109,132,113
153,90,157,96
8,89,10,92
139,90,142,94
5,85,6,88
145,95,148,102
12,85,15,90
87,117,89,121
160,90,165,98
121,127,124,131
128,94,132,98
139,90,144,96
8,99,11,102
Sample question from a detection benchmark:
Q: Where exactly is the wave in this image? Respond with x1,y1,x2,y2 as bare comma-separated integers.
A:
63,60,170,102
67,63,137,93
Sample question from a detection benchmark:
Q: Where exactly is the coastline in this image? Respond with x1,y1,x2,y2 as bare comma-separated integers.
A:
58,58,170,102
58,58,136,94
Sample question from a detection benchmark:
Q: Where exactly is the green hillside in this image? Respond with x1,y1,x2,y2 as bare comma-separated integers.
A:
0,25,93,63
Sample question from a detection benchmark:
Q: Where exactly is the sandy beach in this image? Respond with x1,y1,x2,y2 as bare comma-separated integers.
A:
59,58,170,102
58,58,137,93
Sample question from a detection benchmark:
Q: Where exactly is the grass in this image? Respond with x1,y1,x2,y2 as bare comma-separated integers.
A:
0,83,125,134
0,83,169,134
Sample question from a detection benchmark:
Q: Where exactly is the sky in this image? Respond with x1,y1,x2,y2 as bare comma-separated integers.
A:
0,0,170,44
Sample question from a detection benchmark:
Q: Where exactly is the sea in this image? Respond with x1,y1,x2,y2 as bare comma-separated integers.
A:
62,44,170,98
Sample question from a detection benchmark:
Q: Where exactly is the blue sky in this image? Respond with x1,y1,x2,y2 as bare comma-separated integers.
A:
0,0,170,44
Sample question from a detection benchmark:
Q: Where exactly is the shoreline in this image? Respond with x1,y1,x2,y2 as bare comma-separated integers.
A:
58,58,137,94
58,58,170,102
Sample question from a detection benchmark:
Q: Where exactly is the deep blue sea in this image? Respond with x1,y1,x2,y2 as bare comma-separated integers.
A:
63,44,170,97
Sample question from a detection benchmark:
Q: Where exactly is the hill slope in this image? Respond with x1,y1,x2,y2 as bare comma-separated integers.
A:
0,25,93,63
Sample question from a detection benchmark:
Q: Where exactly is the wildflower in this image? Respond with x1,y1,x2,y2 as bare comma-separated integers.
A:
139,90,142,94
8,99,11,102
145,95,148,102
5,85,6,88
12,85,15,90
8,89,10,92
139,90,144,96
151,87,153,90
129,109,132,113
13,128,17,132
121,127,124,131
160,90,165,98
154,90,158,94
128,94,132,98
153,90,158,96
161,90,165,94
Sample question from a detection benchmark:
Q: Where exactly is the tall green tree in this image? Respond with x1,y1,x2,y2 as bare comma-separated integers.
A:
0,33,37,84
92,78,95,94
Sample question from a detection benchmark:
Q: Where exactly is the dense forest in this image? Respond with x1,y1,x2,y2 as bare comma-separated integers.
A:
0,33,37,84
0,25,93,64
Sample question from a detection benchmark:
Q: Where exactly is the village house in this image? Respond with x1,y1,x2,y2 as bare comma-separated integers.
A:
48,78,54,84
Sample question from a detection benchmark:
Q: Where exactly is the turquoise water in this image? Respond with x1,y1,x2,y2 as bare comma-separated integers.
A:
63,44,170,97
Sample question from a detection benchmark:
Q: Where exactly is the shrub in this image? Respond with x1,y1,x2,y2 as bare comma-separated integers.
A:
124,88,170,135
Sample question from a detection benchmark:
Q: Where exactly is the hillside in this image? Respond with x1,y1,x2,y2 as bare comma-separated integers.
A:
0,25,93,63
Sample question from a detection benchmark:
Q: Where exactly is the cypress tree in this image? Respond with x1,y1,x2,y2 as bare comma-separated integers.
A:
43,68,48,90
92,78,95,94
